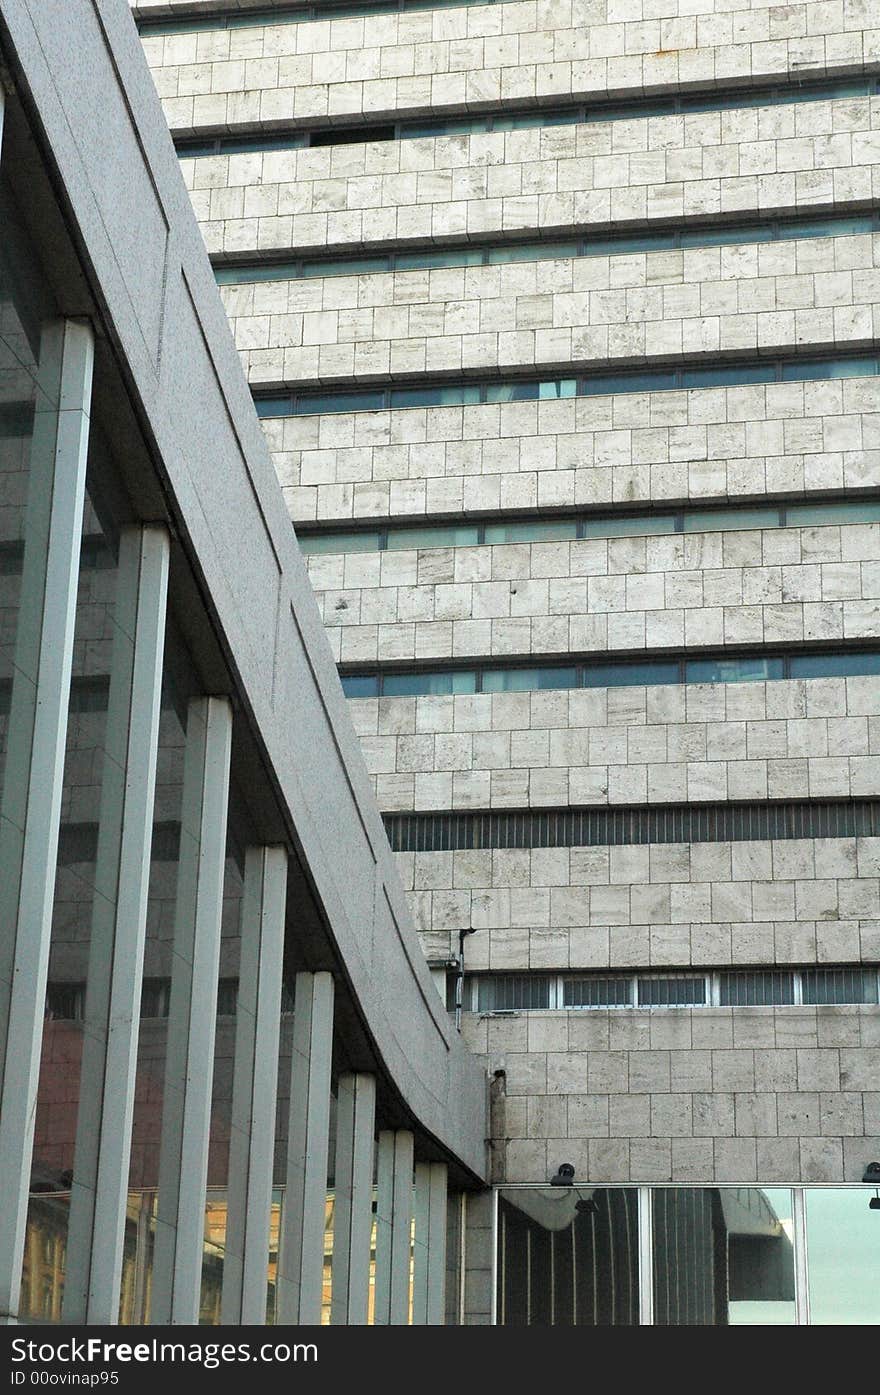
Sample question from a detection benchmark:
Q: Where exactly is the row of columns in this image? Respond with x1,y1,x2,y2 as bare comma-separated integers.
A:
0,305,448,1323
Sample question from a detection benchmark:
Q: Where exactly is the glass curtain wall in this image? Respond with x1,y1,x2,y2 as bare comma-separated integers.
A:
497,1188,880,1325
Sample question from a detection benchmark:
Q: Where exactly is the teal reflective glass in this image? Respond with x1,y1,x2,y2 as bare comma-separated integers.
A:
781,215,876,239
215,262,300,284
682,507,778,532
386,524,480,550
486,241,578,264
225,134,306,153
680,224,765,246
254,397,293,418
686,657,784,683
787,500,880,525
581,370,677,394
306,256,392,277
341,674,379,698
583,661,679,688
481,667,578,693
298,390,385,414
298,531,380,554
582,514,676,537
683,365,775,387
396,248,483,269
391,385,481,408
492,111,575,131
789,652,880,679
382,670,477,697
483,520,578,544
805,1190,880,1324
407,118,491,137
782,356,878,380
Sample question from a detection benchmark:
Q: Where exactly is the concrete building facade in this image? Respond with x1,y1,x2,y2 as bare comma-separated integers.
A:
129,0,880,1324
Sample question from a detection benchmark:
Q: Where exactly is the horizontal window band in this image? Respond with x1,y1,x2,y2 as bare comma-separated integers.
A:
55,821,180,867
254,352,880,417
215,212,880,285
298,495,880,556
176,76,880,157
340,647,880,699
460,966,880,1013
138,0,506,37
44,977,296,1020
382,800,880,851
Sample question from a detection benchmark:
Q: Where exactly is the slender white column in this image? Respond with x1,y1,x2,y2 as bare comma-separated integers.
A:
0,318,93,1324
150,695,233,1325
221,844,287,1325
330,1072,376,1325
412,1161,448,1325
61,525,170,1325
277,970,335,1325
638,1186,654,1326
374,1129,414,1326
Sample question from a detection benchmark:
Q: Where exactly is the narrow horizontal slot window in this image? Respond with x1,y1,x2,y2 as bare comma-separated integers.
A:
297,498,880,556
637,977,706,1007
255,352,880,417
801,969,879,1006
177,77,880,157
476,976,551,1012
719,972,795,1006
382,800,880,852
381,669,477,697
563,977,633,1008
216,213,879,285
481,666,579,694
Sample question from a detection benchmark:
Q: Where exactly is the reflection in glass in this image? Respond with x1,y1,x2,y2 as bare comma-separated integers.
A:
386,524,479,550
498,1188,639,1325
686,656,784,684
682,507,778,532
298,530,381,554
653,1188,795,1325
382,669,476,697
805,1190,880,1324
481,666,578,693
789,652,880,679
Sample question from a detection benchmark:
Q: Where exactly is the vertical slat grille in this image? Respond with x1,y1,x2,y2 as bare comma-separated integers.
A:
383,800,880,851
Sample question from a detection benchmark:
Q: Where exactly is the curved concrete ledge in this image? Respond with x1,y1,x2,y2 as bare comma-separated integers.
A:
0,0,487,1180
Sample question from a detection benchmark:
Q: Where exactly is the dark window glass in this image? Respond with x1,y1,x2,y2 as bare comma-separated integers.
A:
481,667,579,693
297,390,385,414
789,652,880,680
583,661,680,688
563,978,633,1008
340,674,379,698
719,972,795,1006
475,976,551,1011
581,370,677,395
782,357,878,381
686,657,784,684
683,365,775,387
382,670,477,697
801,969,879,1005
298,531,381,554
637,977,706,1007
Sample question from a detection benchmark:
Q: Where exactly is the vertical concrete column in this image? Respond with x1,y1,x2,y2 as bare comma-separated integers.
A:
330,1072,376,1325
0,318,93,1324
277,971,334,1325
638,1186,654,1326
150,695,233,1325
412,1161,448,1325
62,525,170,1325
373,1129,414,1325
221,844,288,1325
